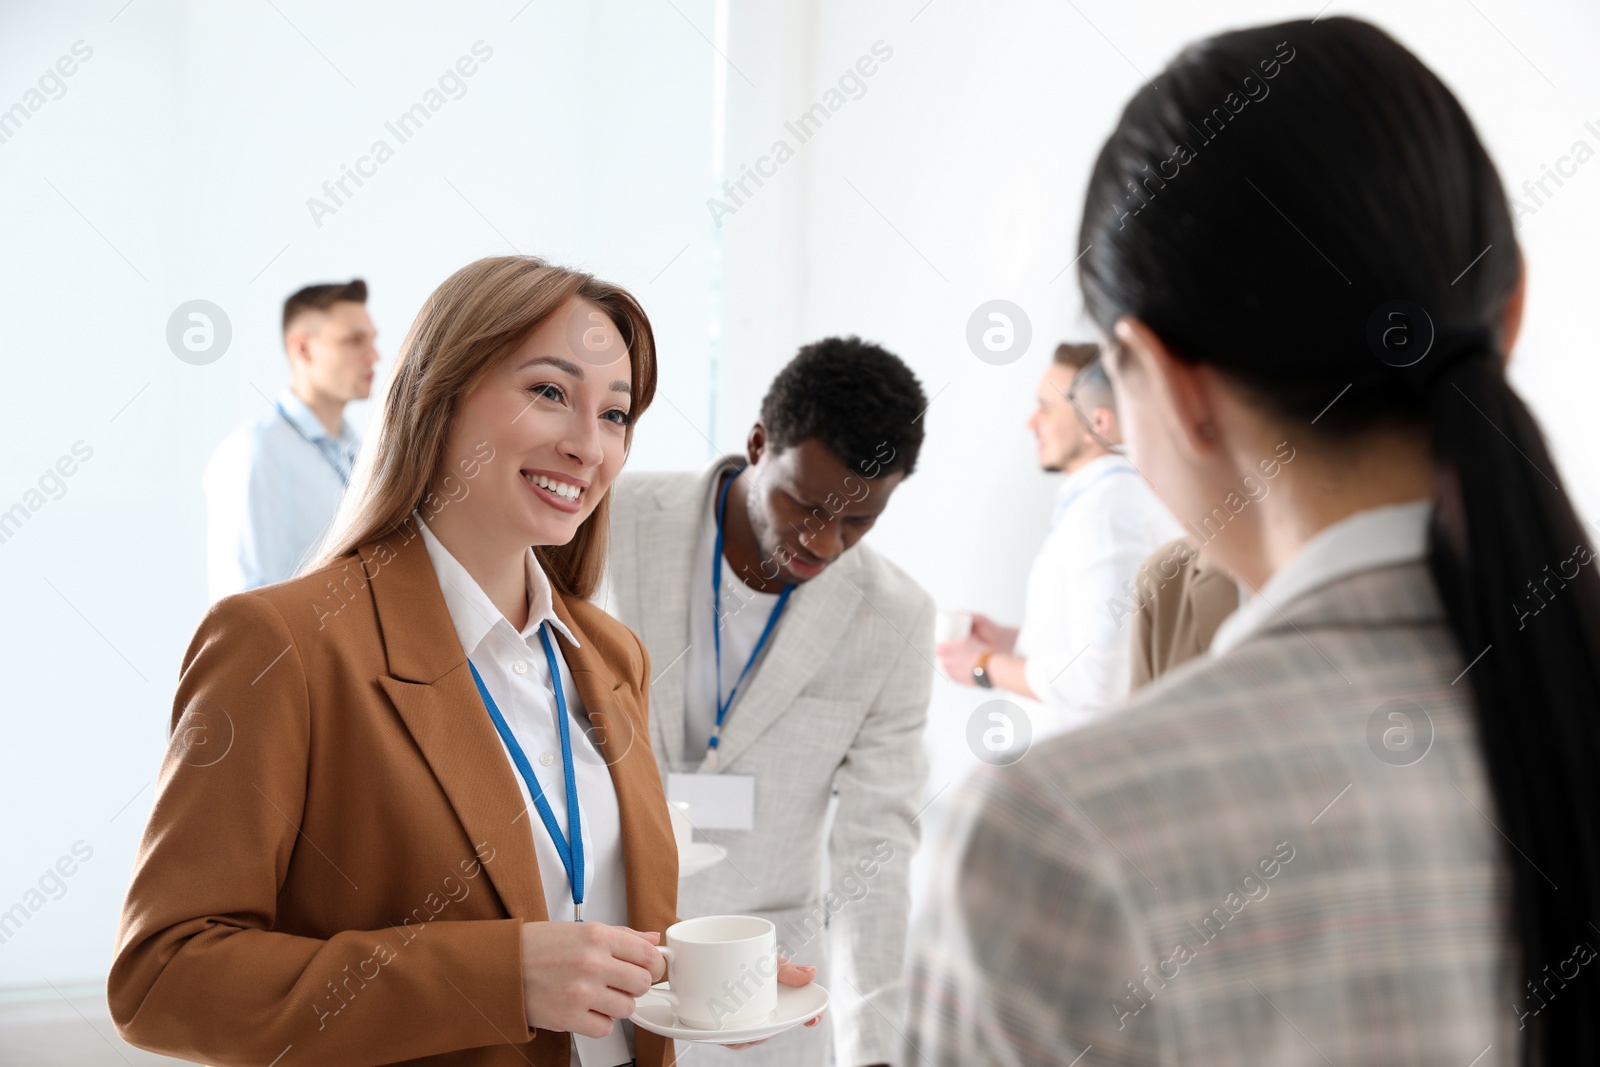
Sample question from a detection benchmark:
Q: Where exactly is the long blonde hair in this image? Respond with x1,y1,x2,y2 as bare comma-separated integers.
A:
305,255,657,599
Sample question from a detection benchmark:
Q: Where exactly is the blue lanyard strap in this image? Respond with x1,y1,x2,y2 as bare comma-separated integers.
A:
274,401,353,487
710,467,794,754
468,622,585,918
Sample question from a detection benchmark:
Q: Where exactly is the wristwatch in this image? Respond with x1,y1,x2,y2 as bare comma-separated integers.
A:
972,650,994,689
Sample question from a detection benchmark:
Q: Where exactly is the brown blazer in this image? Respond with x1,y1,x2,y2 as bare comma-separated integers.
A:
109,518,680,1066
1127,536,1240,690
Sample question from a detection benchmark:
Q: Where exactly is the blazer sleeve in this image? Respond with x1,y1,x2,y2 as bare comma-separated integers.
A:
903,762,1161,1067
108,593,532,1066
826,595,934,1067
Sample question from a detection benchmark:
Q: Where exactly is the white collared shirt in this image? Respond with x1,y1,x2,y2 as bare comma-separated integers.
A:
416,517,633,1067
1210,499,1434,656
203,387,359,601
683,467,786,768
1015,454,1184,735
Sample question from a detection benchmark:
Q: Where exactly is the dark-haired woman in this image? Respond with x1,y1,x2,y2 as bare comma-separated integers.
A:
908,17,1595,1067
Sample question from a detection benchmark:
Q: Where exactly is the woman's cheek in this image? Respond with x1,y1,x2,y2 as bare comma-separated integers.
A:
585,441,626,506
605,434,629,475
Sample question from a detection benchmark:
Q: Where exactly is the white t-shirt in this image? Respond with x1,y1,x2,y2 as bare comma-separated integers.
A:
1014,453,1184,736
683,469,788,768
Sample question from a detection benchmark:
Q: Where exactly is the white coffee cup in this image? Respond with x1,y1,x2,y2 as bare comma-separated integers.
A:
934,609,972,644
669,801,694,854
656,914,778,1030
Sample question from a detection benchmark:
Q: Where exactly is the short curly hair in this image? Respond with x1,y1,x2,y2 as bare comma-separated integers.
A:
759,336,926,477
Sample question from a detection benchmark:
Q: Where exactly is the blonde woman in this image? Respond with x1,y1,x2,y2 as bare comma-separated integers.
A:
109,257,807,1066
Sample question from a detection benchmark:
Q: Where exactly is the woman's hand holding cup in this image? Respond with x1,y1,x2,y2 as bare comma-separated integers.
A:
519,921,666,1037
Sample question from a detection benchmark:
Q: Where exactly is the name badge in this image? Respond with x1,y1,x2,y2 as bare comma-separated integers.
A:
667,772,755,831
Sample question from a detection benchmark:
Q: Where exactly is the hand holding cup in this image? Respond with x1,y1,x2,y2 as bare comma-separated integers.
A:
519,921,666,1038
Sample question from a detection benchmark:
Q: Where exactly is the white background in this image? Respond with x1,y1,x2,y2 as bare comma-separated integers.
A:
2,0,1597,995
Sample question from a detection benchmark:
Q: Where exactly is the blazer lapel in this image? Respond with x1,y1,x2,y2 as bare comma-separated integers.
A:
630,472,717,771
550,593,680,932
708,552,859,770
364,522,549,923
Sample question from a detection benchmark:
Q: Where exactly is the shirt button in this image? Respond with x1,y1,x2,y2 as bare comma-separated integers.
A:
539,751,556,767
512,660,528,674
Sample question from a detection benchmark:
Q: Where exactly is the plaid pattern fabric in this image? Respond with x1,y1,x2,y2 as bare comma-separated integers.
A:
906,560,1521,1066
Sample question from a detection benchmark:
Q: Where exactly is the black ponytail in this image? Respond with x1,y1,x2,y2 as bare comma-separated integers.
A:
1079,17,1600,1062
1427,352,1600,1064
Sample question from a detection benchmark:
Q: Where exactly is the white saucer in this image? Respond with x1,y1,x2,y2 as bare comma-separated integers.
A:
678,842,728,878
630,980,828,1044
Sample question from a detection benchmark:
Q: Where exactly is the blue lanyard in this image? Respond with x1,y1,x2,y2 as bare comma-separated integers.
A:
468,623,586,919
708,467,793,764
274,401,353,487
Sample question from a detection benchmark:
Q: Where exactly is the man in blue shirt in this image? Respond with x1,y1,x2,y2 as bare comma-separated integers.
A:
203,279,379,600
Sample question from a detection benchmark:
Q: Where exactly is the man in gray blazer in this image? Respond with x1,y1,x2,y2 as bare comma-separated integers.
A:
604,337,935,1067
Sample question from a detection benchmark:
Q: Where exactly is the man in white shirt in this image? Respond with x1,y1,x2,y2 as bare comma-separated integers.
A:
203,279,379,600
937,343,1181,736
604,337,935,1067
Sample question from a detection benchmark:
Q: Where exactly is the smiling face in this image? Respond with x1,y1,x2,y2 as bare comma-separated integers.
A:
430,296,633,553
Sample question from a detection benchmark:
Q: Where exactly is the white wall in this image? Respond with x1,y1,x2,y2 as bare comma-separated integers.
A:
722,0,1600,867
0,0,723,988
2,0,1597,991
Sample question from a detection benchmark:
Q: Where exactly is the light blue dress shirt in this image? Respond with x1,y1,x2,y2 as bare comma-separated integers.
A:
1013,453,1183,733
202,387,360,601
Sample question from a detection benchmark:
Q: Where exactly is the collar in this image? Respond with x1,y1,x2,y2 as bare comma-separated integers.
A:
1050,452,1137,525
1210,499,1433,657
414,513,580,659
276,386,355,445
1056,452,1134,497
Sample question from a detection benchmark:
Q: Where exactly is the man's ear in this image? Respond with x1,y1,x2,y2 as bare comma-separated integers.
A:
745,422,767,467
1091,406,1119,445
284,328,311,366
1112,316,1222,460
